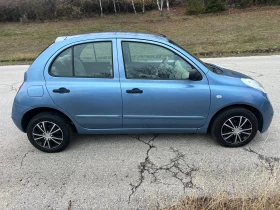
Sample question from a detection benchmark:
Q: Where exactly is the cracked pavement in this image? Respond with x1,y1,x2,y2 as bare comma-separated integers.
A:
128,135,199,203
244,147,280,176
0,56,280,209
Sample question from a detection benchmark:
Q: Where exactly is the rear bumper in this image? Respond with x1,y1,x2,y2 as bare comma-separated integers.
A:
11,102,30,132
260,97,274,133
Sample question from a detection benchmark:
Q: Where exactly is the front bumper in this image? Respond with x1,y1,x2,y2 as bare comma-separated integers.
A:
11,102,31,132
260,97,274,133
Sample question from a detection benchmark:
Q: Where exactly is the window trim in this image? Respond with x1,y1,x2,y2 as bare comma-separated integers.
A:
121,41,202,81
48,41,114,79
72,46,75,76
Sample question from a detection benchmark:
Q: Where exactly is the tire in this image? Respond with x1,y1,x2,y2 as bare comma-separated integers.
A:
211,107,258,147
26,112,72,153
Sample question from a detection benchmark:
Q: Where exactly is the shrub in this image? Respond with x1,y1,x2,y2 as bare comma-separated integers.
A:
0,0,56,22
0,2,21,22
185,0,205,15
205,0,226,13
237,0,253,8
0,0,158,22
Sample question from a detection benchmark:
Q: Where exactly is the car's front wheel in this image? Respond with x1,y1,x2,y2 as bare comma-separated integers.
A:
26,112,72,152
211,107,258,147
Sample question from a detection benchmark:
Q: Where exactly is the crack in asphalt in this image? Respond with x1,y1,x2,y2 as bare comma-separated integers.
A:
147,147,199,192
244,147,280,175
20,150,33,169
57,163,78,200
11,84,18,92
128,134,199,203
248,71,263,77
0,83,21,92
128,134,158,203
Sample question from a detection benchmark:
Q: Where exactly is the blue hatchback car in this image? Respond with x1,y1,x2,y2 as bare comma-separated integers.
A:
12,32,274,152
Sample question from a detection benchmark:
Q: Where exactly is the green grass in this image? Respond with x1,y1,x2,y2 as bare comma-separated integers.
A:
0,6,280,65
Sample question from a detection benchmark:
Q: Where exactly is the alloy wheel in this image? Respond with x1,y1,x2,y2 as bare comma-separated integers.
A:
221,116,252,144
32,121,64,149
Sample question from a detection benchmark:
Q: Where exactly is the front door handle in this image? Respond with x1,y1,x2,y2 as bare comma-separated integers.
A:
53,87,70,94
126,88,143,94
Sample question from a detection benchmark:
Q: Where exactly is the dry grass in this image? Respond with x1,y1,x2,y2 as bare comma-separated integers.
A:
164,195,280,210
163,165,280,210
0,6,280,65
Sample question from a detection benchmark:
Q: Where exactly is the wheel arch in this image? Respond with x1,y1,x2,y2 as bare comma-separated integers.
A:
21,107,77,133
207,104,263,132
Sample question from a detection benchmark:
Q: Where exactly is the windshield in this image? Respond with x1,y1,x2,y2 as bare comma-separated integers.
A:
168,39,212,70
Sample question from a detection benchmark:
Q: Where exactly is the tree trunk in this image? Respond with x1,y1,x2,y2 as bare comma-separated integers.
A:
156,0,161,12
113,0,117,13
166,0,170,16
160,0,163,16
99,0,103,17
131,0,136,14
142,0,145,13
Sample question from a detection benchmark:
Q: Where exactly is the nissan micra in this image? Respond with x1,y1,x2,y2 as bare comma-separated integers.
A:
12,32,274,152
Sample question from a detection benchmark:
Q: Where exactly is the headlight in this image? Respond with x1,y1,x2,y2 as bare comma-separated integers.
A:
241,78,266,93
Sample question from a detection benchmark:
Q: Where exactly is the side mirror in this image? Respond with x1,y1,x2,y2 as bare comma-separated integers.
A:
189,69,202,81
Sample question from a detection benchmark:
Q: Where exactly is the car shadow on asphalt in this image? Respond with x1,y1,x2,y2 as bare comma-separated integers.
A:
67,132,267,152
68,133,215,151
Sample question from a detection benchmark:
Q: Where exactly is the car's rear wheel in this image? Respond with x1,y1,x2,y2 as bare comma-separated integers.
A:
211,107,258,147
26,112,72,152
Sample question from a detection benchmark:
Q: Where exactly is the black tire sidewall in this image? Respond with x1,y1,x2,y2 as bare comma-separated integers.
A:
26,114,72,153
212,108,258,147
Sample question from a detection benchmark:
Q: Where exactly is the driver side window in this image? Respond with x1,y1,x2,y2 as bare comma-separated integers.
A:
122,42,201,80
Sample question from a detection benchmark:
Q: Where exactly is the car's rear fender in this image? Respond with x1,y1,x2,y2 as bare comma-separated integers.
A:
12,83,84,133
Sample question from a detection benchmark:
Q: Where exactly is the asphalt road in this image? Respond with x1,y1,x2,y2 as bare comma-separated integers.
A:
0,56,280,210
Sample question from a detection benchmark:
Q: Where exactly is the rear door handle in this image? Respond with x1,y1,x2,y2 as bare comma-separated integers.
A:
126,88,143,94
53,87,70,94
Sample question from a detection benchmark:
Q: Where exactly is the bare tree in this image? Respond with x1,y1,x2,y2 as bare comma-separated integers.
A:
99,0,103,16
142,0,145,13
166,0,170,16
131,0,136,14
158,0,163,16
156,0,160,12
112,0,117,13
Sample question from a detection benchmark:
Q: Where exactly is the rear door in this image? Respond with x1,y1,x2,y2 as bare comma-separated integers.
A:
117,39,211,129
44,39,122,129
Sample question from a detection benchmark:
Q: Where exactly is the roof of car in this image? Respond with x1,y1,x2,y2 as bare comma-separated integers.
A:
55,32,169,43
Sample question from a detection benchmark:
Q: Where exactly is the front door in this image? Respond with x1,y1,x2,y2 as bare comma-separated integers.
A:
118,40,211,129
44,39,122,129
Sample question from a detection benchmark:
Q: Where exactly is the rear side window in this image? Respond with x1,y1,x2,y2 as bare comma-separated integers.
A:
50,48,73,77
49,42,113,78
